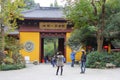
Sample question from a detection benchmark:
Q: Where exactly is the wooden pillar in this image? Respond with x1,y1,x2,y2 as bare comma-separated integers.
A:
108,43,111,53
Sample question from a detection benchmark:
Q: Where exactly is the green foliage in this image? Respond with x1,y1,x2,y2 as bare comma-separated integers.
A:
106,13,120,31
44,41,57,56
5,36,24,54
0,52,6,64
0,36,25,70
112,52,120,67
0,54,26,71
86,51,105,68
12,53,25,64
86,51,120,68
0,0,25,52
0,0,25,28
3,57,14,64
106,0,120,16
64,0,96,27
0,64,25,71
44,38,58,56
65,0,120,52
67,26,96,50
105,0,120,38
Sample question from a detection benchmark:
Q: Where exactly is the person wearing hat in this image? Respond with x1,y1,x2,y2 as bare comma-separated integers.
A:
80,50,87,73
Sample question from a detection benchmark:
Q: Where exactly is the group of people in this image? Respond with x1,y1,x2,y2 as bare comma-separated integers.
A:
70,50,87,73
53,50,86,76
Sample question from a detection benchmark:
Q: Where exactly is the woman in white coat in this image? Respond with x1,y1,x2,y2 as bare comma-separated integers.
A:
56,51,65,76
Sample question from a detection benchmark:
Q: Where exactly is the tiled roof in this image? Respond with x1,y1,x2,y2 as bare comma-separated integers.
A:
22,7,65,19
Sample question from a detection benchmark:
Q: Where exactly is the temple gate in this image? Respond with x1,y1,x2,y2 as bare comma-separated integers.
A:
18,7,73,63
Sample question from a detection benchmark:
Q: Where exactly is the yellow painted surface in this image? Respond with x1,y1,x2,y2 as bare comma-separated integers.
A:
20,32,40,62
75,51,82,61
75,48,86,61
108,43,111,53
66,33,71,62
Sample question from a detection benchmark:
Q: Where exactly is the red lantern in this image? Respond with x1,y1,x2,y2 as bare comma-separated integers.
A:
104,45,108,49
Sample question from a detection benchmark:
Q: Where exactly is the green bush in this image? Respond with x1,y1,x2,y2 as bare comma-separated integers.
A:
0,52,6,64
0,53,26,71
86,51,120,68
3,57,14,64
112,52,120,67
86,51,106,68
0,63,26,71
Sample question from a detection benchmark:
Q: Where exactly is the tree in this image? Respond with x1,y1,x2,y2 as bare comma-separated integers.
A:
50,3,54,7
50,0,59,7
67,26,96,51
54,0,58,7
64,0,120,52
44,38,58,55
0,0,25,52
24,0,36,10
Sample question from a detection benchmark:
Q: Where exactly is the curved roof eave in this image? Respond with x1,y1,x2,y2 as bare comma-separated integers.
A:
22,7,67,21
23,17,67,21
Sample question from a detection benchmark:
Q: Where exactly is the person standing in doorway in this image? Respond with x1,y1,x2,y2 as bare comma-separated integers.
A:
80,50,87,73
56,51,65,76
70,50,76,67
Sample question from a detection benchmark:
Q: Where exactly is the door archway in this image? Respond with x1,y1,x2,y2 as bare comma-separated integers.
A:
40,32,66,63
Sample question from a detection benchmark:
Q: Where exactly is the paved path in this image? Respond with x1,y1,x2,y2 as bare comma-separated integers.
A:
0,63,120,80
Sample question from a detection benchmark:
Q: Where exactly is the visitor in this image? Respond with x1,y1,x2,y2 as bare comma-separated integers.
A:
56,51,65,76
70,50,76,67
51,55,56,67
44,55,49,63
80,50,87,73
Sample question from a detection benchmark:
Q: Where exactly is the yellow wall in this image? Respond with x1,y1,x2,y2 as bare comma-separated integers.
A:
66,33,72,62
20,32,40,62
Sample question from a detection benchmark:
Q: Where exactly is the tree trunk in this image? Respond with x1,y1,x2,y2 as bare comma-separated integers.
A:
97,30,104,52
0,24,5,52
97,0,106,53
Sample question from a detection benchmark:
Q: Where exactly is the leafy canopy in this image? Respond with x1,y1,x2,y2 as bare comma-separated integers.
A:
0,0,25,29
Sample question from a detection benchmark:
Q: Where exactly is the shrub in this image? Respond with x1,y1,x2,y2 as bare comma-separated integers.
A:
0,63,25,71
86,51,106,68
12,53,25,65
0,36,26,71
112,52,120,67
3,57,14,64
0,52,6,64
0,53,26,71
86,51,120,68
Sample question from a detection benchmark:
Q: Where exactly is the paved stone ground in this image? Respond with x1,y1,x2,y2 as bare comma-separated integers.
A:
0,63,120,80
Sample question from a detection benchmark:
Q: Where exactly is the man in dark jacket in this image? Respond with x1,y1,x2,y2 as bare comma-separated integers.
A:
80,50,87,73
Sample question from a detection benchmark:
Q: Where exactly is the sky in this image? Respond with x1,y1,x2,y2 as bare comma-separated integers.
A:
34,0,65,7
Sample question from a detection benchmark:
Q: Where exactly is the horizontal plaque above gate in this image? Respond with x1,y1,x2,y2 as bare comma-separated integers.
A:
39,22,67,29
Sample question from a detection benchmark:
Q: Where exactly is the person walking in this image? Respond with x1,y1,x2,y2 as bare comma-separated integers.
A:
70,50,76,67
80,50,87,73
51,55,57,67
56,51,65,76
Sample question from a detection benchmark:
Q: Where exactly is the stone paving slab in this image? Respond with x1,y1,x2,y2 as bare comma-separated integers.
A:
0,63,120,80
